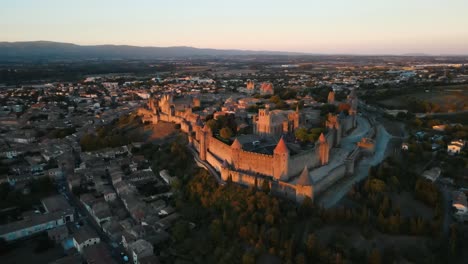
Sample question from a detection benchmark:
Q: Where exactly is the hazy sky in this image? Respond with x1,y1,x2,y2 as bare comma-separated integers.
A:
1,0,468,54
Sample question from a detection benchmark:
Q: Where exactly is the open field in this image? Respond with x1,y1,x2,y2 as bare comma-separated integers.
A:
378,84,468,113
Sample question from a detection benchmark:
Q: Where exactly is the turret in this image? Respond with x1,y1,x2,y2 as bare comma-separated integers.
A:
295,166,314,203
230,138,242,170
318,133,329,166
231,138,242,150
199,124,212,161
273,137,289,181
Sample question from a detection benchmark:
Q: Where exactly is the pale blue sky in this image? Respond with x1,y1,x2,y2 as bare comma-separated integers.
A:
1,0,467,54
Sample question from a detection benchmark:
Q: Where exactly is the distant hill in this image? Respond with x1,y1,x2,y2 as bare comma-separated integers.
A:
0,41,305,61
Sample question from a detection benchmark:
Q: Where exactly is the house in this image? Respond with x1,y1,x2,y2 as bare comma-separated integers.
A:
91,201,113,226
47,225,69,242
82,243,116,264
49,254,82,264
401,142,409,151
129,239,154,264
138,255,160,264
72,226,101,252
447,140,465,155
80,193,98,213
0,195,74,241
452,191,467,212
422,167,441,182
102,186,117,202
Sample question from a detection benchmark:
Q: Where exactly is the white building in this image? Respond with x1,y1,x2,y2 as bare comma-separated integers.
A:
73,226,101,252
447,140,465,155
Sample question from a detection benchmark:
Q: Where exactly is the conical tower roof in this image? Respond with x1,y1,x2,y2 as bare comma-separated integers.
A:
274,137,289,154
231,138,242,149
297,166,312,186
319,133,326,143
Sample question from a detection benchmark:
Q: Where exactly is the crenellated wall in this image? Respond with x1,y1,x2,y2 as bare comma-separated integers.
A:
206,152,223,172
221,166,314,203
314,164,346,195
207,137,233,163
289,150,320,176
232,149,275,176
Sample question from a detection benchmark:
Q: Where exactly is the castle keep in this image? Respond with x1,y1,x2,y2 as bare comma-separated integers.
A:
137,91,361,203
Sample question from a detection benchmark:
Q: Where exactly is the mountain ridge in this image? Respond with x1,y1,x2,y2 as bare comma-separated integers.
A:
0,41,306,61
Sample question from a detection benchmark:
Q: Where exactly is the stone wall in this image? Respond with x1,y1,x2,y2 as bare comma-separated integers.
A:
314,163,347,195
206,151,223,172
207,137,233,163
232,150,275,176
289,150,320,176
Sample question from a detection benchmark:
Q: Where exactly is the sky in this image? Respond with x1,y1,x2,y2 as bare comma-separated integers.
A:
1,0,468,55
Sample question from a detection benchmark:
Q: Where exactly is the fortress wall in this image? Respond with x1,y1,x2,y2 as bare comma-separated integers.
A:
225,169,269,189
207,137,232,163
206,152,223,172
192,139,200,151
271,181,298,200
180,121,191,133
289,150,320,177
235,150,274,176
159,113,170,123
341,117,353,134
314,163,346,195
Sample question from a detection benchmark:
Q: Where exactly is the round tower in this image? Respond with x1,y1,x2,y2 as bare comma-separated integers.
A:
273,137,290,181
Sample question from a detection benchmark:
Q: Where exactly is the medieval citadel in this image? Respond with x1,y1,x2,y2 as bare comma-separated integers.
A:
137,89,369,203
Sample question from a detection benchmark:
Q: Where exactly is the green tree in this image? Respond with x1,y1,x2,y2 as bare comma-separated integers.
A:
206,119,218,130
220,127,233,139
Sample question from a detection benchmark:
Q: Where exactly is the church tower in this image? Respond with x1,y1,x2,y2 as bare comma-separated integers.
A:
318,133,329,166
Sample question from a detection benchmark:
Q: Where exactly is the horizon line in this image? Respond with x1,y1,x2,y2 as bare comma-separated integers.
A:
2,40,468,57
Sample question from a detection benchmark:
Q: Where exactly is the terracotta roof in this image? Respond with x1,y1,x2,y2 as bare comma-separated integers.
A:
297,166,312,186
274,137,289,154
231,138,242,149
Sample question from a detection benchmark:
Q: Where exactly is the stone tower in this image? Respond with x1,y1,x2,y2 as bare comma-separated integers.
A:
199,124,212,161
230,138,242,168
327,90,335,104
295,166,314,203
326,113,341,147
273,137,289,181
318,133,329,166
347,89,358,128
255,109,272,135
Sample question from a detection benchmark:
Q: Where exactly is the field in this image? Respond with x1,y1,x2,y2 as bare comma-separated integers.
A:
378,84,468,113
